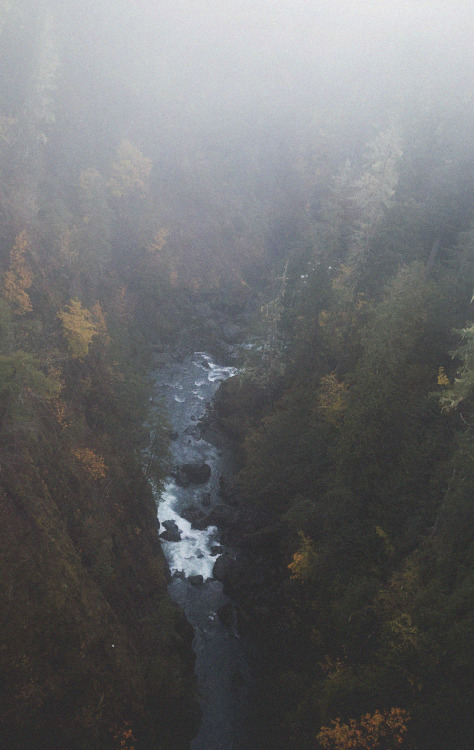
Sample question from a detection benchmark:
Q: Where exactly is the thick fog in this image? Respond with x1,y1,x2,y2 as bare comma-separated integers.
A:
1,0,472,278
1,5,473,749
52,0,473,133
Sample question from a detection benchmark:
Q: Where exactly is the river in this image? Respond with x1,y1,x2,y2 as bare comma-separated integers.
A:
148,351,254,750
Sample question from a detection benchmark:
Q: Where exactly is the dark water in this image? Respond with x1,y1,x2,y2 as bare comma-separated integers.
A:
149,352,254,750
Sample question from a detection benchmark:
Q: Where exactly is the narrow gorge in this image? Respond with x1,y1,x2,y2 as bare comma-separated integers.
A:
148,350,254,750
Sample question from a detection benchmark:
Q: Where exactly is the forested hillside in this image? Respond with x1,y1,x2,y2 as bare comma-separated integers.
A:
212,106,474,750
0,3,204,747
0,1,472,749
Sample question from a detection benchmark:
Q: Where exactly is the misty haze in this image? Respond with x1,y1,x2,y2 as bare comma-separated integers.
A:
0,1,472,749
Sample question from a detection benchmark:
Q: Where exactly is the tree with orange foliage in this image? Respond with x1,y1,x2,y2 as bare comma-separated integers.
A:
288,532,317,581
318,708,410,749
112,721,137,750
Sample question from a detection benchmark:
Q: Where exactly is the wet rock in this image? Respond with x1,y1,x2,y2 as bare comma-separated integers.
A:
204,504,240,530
212,553,238,586
213,340,236,360
217,602,233,627
181,506,207,527
162,519,179,531
184,425,202,440
210,544,224,556
201,492,211,507
160,527,182,542
175,462,211,486
219,475,235,503
188,574,204,586
191,516,212,531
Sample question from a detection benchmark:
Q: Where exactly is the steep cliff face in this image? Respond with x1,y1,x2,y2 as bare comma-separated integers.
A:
207,237,473,750
0,6,203,744
0,372,200,749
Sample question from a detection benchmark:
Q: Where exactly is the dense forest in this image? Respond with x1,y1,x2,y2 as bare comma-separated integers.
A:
0,1,472,749
212,125,473,748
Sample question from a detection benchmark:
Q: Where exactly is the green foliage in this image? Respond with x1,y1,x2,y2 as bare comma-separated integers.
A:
440,322,474,415
0,4,472,748
0,351,60,424
213,122,474,750
0,13,201,746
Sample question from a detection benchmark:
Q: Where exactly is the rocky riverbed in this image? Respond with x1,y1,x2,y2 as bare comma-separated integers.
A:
147,350,255,750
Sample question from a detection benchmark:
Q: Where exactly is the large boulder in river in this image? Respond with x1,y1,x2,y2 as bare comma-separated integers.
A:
181,506,207,528
160,527,182,542
162,519,179,531
217,602,233,627
212,553,239,587
189,505,239,532
188,574,204,586
184,424,202,440
175,462,211,487
204,504,240,530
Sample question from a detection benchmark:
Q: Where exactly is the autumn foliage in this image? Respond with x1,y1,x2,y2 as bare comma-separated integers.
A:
58,298,97,359
112,721,137,750
4,231,33,315
317,708,410,749
71,447,107,480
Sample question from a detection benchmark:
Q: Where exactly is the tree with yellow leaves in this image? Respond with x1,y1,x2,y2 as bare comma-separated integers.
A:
3,231,33,315
108,140,152,198
57,298,97,359
71,447,107,480
317,372,347,427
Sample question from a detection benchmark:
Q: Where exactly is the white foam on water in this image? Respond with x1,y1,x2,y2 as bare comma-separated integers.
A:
207,364,238,382
174,395,185,402
158,483,220,580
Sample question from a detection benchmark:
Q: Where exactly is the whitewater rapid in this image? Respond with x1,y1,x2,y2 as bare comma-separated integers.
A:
157,483,219,579
148,350,254,750
154,353,237,581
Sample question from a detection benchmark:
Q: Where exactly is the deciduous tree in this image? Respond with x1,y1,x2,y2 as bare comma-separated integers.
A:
57,298,97,359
